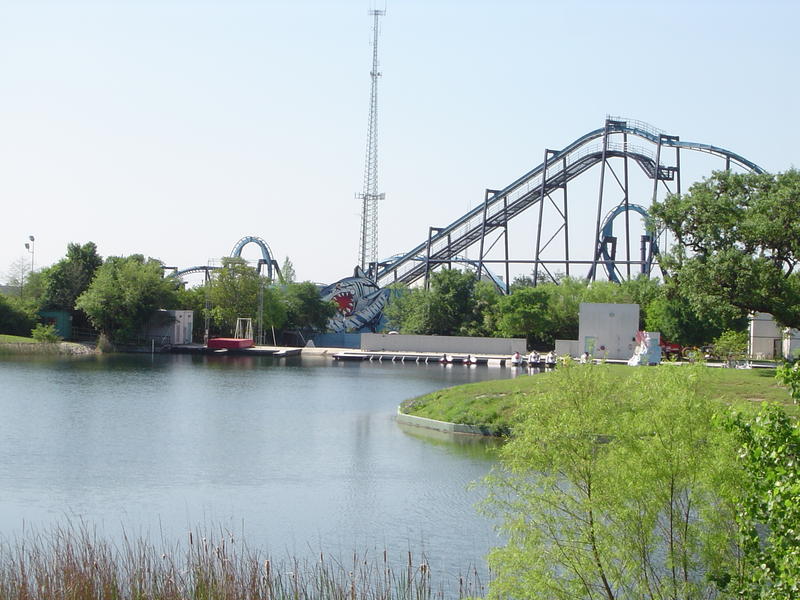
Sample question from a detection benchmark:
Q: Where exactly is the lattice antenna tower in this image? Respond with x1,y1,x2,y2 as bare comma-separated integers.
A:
357,8,386,274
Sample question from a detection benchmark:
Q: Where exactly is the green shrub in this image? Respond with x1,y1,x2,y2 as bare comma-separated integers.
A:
31,323,62,343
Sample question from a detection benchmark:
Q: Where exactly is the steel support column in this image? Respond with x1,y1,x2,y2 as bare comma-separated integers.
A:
623,132,631,280
533,149,555,285
503,196,510,291
590,121,611,281
647,135,665,276
424,226,435,290
563,156,569,278
477,189,493,283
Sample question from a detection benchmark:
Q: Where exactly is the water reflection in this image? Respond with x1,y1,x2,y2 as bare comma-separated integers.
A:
0,353,517,580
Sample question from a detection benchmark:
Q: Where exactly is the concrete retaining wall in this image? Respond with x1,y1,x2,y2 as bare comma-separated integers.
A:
362,333,526,354
555,339,580,357
395,409,496,436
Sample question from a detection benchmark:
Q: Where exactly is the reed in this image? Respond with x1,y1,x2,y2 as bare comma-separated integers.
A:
0,523,486,600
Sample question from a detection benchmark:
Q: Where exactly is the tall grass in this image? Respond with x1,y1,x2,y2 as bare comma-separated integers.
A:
0,523,486,599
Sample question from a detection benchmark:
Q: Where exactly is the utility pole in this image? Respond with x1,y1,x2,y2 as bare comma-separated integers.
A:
357,8,386,276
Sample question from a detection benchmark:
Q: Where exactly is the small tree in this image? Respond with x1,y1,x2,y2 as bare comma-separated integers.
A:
725,405,800,599
31,323,62,343
280,256,296,284
483,363,740,599
776,361,800,404
206,257,262,336
284,282,336,332
713,329,749,363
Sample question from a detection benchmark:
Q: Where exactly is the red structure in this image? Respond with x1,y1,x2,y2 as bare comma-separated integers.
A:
207,338,254,350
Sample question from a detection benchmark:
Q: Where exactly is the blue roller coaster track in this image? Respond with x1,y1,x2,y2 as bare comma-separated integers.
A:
174,236,282,282
373,117,764,288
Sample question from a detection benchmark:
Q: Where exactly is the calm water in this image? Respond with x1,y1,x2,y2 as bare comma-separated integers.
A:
0,353,520,579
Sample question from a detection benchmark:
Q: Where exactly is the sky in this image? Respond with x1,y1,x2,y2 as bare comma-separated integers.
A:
1,0,798,286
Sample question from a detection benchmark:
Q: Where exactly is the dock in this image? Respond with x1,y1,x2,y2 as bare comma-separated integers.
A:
332,351,555,368
170,344,302,357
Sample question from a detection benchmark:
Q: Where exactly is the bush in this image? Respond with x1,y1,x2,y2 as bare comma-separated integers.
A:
0,294,36,336
31,323,62,343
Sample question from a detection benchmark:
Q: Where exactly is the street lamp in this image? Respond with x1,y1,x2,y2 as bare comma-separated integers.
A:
24,235,35,272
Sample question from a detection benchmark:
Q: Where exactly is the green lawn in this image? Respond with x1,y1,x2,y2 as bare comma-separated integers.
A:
401,363,796,434
0,334,36,344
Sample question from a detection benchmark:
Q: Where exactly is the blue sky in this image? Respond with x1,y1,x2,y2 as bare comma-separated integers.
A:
1,0,797,285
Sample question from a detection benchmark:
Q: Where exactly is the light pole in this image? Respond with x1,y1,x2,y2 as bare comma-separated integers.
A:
24,235,35,272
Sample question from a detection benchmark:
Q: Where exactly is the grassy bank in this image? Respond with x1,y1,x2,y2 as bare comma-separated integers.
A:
400,363,795,435
0,334,36,344
0,525,483,600
0,335,97,356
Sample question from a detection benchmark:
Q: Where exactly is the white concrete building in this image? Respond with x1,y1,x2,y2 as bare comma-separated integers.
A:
144,309,194,345
577,303,640,360
749,312,800,359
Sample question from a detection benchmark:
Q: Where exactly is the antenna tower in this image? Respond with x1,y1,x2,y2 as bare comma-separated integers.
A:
357,8,385,274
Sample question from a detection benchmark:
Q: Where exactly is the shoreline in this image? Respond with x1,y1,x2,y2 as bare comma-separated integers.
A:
0,341,97,356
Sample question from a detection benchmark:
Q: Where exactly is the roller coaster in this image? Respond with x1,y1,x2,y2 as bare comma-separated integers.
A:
173,118,763,297
371,116,763,289
175,236,282,282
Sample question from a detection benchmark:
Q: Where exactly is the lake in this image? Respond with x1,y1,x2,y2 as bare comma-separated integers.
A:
0,352,522,584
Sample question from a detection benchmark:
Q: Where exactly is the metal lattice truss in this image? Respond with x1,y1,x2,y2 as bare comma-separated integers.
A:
374,117,763,289
357,9,386,272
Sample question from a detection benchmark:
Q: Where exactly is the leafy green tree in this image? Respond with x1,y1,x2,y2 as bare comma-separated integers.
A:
284,281,336,332
536,277,586,343
645,290,746,347
652,169,800,329
280,256,296,284
0,294,35,336
494,286,550,348
483,363,740,600
461,280,501,337
260,285,288,343
775,362,800,403
75,255,180,342
206,257,262,336
383,270,477,336
31,323,62,343
382,283,417,333
41,242,102,312
426,269,476,335
713,329,749,362
725,405,800,599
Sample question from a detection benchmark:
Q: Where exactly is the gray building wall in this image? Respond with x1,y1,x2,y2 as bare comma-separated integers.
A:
577,303,639,360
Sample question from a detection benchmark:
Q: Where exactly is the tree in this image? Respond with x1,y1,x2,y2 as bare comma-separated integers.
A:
712,329,749,363
494,286,550,348
724,405,800,599
284,281,336,332
382,270,477,336
75,255,180,342
260,285,287,343
483,363,740,600
281,256,296,284
4,257,30,296
0,294,35,336
651,169,800,329
426,269,476,335
461,280,501,337
775,362,800,403
206,257,262,336
536,277,586,343
41,242,103,320
645,290,747,348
